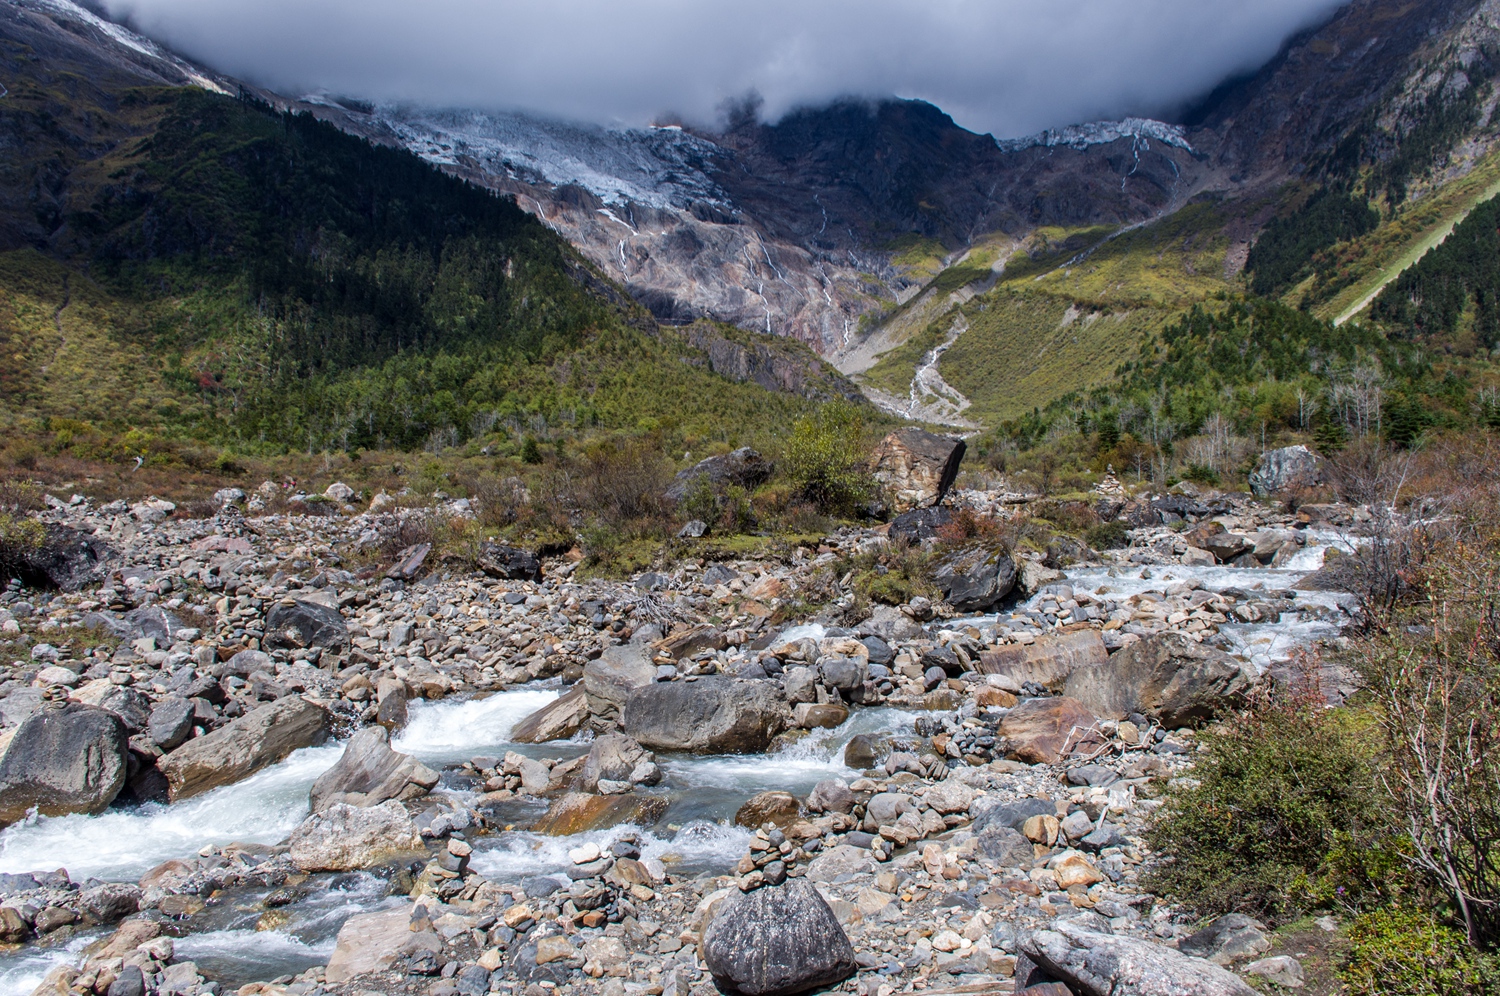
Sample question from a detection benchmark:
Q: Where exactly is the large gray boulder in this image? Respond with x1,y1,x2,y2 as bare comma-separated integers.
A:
870,429,966,512
1249,445,1324,497
158,696,328,801
582,645,657,720
287,800,425,872
0,703,129,827
309,725,440,813
932,546,1017,612
263,599,348,652
1020,918,1256,996
324,909,410,983
623,677,789,754
665,448,774,503
1063,632,1259,728
701,879,857,996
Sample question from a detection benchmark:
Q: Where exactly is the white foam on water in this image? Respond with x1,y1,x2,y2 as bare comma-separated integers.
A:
394,688,561,764
0,743,343,882
0,932,101,996
774,623,827,645
469,819,750,884
0,689,561,883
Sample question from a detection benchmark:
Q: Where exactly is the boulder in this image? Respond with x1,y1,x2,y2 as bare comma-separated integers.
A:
932,546,1017,612
531,792,670,836
510,686,590,744
870,429,966,512
665,448,774,503
1177,914,1272,966
1201,533,1254,564
998,697,1104,764
701,879,858,996
375,677,409,732
325,909,411,983
888,507,954,545
978,630,1108,689
805,779,854,814
287,800,425,871
147,697,195,752
1249,445,1324,497
71,683,150,734
309,725,440,813
735,791,801,829
476,543,542,582
1063,633,1259,728
582,645,658,719
158,696,328,802
263,599,348,652
1020,918,1257,996
623,677,789,754
574,734,654,793
386,543,431,581
0,703,128,827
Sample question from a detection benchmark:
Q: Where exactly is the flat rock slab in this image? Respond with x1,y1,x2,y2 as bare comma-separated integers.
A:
532,792,669,836
979,630,1107,689
159,696,328,802
998,696,1103,764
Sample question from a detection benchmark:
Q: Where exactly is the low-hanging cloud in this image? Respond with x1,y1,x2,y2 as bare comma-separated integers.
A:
101,0,1348,138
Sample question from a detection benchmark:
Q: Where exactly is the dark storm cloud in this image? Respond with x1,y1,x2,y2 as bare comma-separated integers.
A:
102,0,1348,137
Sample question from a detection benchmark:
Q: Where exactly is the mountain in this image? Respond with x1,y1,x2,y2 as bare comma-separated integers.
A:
0,0,852,456
7,0,1500,441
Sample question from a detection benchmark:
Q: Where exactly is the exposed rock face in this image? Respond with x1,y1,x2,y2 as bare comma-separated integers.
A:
1248,445,1325,496
510,686,589,744
158,696,328,802
701,879,858,996
325,909,410,984
262,599,348,651
476,543,542,582
1020,918,1257,996
309,725,440,813
978,631,1108,689
622,677,789,753
680,325,867,401
999,697,1104,764
665,448,775,503
870,429,966,512
931,546,1016,612
531,792,670,836
287,800,425,872
1063,633,1259,728
0,703,128,827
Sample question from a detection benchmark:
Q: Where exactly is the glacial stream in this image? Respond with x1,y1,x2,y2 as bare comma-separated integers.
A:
0,539,1359,995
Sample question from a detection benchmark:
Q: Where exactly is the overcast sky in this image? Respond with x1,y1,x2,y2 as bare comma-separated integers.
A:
101,0,1348,138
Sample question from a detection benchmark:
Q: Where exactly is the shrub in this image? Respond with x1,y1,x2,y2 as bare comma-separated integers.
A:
1145,685,1383,919
1085,520,1130,550
1341,906,1500,996
784,401,875,517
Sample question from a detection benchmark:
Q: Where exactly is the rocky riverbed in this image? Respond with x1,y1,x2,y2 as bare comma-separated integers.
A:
0,473,1367,996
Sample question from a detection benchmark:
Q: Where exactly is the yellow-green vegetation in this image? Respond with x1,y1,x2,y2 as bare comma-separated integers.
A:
1306,150,1500,323
884,233,950,282
999,201,1231,307
861,291,1171,426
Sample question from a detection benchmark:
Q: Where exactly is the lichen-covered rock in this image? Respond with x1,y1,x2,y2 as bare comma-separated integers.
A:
1020,918,1257,996
287,801,424,871
1249,445,1324,496
701,879,857,996
870,429,966,512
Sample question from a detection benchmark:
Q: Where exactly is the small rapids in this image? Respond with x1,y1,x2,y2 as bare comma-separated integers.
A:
0,538,1358,994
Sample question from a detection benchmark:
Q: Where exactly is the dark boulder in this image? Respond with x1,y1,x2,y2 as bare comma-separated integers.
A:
888,507,953,545
476,543,542,582
701,879,857,996
932,546,1016,612
147,697,195,752
264,599,348,652
665,448,774,503
0,703,129,827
